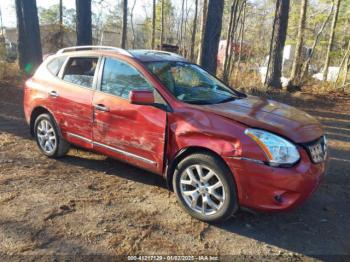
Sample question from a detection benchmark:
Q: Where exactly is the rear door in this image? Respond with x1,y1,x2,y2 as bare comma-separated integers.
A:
92,57,167,174
55,56,100,149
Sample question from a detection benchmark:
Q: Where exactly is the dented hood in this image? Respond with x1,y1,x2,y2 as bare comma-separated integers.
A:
201,95,323,143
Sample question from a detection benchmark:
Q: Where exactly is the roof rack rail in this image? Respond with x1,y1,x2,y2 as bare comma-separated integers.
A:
56,45,132,56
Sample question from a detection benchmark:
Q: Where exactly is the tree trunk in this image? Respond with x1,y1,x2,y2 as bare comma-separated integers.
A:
59,0,63,26
0,3,4,35
226,0,245,80
323,0,341,81
76,0,92,46
59,0,63,47
336,40,350,83
234,1,246,80
152,0,156,49
160,0,165,47
121,0,128,49
200,0,224,74
197,0,208,64
190,0,198,61
343,55,349,86
15,0,42,75
300,3,333,80
130,0,137,49
179,0,185,52
266,0,290,89
223,0,238,83
290,0,308,85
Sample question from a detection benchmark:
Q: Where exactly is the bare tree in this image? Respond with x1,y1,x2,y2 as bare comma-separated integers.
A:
152,0,156,49
0,4,4,36
300,3,334,79
161,0,165,47
336,39,350,84
225,0,246,82
130,0,137,49
290,0,308,85
121,0,128,48
76,0,92,45
190,0,198,61
323,0,341,80
200,0,225,74
179,0,185,51
197,0,208,64
223,0,239,83
235,1,247,80
15,0,42,74
266,0,290,89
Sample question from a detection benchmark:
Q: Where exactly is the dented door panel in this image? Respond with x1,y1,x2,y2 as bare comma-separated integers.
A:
92,92,166,174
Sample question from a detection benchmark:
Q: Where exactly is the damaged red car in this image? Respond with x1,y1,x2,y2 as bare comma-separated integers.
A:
23,46,328,222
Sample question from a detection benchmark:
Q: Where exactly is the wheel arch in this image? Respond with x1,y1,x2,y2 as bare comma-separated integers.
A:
30,106,60,137
166,146,234,191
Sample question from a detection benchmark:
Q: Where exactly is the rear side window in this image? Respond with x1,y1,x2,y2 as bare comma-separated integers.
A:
47,56,66,76
101,58,153,99
63,57,98,88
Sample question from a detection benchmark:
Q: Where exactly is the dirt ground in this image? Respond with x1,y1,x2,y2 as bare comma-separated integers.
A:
0,85,349,261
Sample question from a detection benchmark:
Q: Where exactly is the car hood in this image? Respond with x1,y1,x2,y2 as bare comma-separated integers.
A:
200,95,323,143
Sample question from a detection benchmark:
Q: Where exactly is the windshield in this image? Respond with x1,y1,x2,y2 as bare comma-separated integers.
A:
144,61,241,105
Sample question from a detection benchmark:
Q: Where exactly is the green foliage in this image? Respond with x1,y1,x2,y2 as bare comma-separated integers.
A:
38,4,76,29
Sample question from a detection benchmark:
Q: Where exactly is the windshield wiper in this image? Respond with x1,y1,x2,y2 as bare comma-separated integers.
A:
184,100,214,105
217,96,237,104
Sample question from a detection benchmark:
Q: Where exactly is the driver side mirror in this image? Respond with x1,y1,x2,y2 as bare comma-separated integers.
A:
129,90,155,105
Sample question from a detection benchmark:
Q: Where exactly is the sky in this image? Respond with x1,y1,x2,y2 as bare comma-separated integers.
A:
0,0,186,28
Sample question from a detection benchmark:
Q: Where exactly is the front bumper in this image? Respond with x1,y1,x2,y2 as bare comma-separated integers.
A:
225,148,328,212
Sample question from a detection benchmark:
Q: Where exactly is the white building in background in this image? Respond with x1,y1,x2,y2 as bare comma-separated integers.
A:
260,44,341,84
259,45,313,86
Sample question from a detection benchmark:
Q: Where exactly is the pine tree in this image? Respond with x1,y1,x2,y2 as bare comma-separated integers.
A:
200,0,225,74
76,0,92,45
266,0,290,88
15,0,42,74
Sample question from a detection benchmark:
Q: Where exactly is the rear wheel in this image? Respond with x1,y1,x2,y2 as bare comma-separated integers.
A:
173,153,238,222
34,113,70,157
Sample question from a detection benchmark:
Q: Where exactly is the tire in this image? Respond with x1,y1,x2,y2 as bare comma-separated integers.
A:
173,152,238,222
34,113,70,158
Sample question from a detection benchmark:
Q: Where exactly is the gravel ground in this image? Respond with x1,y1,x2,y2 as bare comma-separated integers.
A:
0,85,349,261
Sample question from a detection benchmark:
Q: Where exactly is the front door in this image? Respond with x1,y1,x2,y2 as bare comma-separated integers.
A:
92,57,167,174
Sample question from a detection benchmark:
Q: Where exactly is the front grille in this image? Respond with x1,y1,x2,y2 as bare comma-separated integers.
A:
304,136,328,164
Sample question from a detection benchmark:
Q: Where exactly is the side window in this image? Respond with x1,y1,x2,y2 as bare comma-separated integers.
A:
62,57,98,88
101,58,153,99
47,56,66,76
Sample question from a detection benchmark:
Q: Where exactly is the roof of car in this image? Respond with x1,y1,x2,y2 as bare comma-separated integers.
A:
54,46,188,63
128,49,188,63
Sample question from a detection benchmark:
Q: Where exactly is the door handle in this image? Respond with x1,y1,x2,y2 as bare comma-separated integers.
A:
49,90,59,98
94,104,109,112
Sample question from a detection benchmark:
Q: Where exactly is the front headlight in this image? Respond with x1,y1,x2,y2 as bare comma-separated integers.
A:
245,128,300,166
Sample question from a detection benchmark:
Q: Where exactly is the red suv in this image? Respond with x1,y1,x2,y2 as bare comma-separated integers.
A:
23,46,328,222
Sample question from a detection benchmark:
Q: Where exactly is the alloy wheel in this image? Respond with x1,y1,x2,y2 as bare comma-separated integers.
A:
36,119,57,154
179,164,225,216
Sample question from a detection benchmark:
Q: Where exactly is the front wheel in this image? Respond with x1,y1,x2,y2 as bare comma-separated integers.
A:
173,153,238,222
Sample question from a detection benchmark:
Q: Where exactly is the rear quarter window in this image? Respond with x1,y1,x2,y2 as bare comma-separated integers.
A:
47,56,67,76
